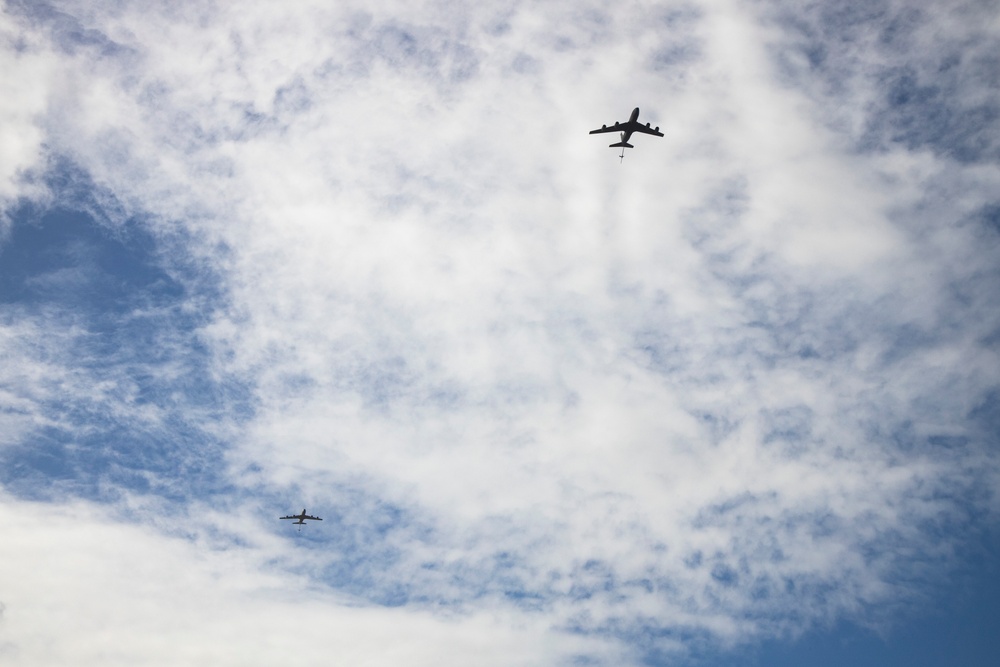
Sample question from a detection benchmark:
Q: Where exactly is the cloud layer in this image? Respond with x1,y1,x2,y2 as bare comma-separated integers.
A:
2,0,999,664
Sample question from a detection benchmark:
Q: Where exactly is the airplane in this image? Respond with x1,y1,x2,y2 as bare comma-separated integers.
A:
280,509,323,525
589,107,663,161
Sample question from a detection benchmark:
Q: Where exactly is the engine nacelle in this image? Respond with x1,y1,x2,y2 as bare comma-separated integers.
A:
646,122,650,127
655,126,659,131
602,124,607,129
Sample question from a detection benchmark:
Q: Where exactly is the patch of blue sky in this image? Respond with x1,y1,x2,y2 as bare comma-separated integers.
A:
648,6,703,72
8,0,132,58
562,618,726,667
868,65,1000,163
759,405,813,444
308,16,482,88
623,211,996,659
978,204,1000,236
762,0,1000,163
245,478,460,605
630,285,857,380
644,196,996,411
314,344,472,415
411,551,546,610
709,528,1000,667
0,166,247,506
970,389,1000,439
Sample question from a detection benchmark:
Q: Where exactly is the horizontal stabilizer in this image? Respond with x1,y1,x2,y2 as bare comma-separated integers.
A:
609,141,633,148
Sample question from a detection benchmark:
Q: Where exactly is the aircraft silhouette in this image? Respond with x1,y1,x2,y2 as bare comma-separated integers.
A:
590,107,663,160
280,509,323,525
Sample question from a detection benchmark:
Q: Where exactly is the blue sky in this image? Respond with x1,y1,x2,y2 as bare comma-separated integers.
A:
1,0,999,665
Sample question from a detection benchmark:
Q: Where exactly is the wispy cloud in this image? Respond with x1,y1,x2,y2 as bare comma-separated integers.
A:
1,0,998,664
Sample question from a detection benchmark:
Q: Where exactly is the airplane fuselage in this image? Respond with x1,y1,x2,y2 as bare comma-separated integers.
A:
619,107,641,143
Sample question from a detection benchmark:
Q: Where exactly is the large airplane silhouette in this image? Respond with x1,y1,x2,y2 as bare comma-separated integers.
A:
590,107,663,160
280,509,323,525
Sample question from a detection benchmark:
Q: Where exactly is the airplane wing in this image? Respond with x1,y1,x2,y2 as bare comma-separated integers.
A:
302,515,322,521
279,515,297,520
589,123,624,134
626,121,663,137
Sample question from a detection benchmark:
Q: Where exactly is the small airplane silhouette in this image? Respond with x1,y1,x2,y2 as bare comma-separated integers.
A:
590,107,663,161
280,509,323,525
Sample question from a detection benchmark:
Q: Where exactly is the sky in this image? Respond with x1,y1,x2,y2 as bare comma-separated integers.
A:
1,0,999,665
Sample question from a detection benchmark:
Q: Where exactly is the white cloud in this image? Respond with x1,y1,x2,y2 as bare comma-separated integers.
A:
0,10,57,219
2,0,999,663
0,494,619,666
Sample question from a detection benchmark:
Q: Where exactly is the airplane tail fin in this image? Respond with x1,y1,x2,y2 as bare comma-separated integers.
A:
609,141,633,148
